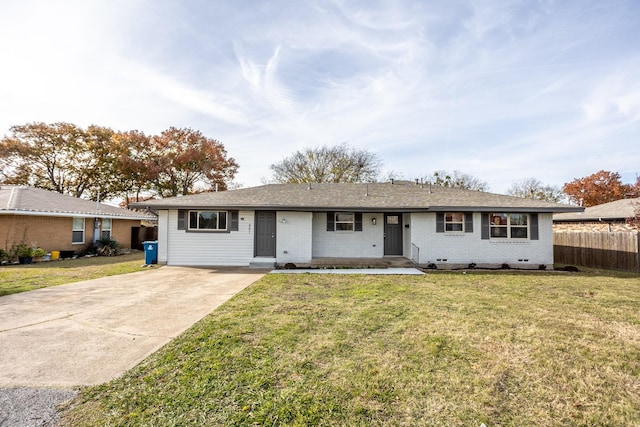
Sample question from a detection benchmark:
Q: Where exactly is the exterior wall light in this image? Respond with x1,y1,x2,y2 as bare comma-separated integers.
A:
371,217,377,225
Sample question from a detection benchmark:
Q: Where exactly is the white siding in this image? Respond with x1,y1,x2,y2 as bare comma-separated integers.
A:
312,212,384,258
276,211,313,263
164,209,255,266
157,210,169,264
409,212,554,268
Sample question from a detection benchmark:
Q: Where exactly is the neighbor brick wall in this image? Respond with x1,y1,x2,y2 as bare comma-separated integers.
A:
0,214,140,253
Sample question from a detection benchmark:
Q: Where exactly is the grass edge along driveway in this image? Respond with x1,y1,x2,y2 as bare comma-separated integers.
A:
60,270,640,426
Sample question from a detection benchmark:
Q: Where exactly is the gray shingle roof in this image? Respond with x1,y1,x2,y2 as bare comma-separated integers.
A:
553,197,639,222
131,182,582,213
0,185,157,220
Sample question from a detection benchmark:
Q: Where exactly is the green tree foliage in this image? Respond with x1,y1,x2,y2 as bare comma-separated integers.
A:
563,170,633,207
507,178,565,202
422,170,489,191
0,123,238,200
270,143,382,183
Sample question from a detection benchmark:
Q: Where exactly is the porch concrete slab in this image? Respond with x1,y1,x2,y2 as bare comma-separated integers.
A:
0,266,267,387
271,268,424,275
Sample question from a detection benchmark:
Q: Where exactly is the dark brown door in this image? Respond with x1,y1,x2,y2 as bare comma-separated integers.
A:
255,211,276,257
384,213,403,255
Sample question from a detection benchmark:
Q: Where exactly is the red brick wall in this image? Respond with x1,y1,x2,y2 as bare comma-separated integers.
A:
553,221,637,233
0,214,140,252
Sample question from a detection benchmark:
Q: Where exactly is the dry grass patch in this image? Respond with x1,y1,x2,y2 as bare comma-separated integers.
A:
61,271,640,426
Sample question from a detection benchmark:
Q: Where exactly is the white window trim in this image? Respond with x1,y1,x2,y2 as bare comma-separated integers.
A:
335,212,355,232
188,210,228,231
444,212,465,233
72,217,85,244
490,213,529,240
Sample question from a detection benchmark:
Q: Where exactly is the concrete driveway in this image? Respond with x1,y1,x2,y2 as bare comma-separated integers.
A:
0,266,267,387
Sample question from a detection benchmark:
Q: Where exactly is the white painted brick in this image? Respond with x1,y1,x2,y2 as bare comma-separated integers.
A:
276,211,313,263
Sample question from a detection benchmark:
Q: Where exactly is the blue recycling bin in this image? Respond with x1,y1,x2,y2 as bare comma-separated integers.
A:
143,241,158,265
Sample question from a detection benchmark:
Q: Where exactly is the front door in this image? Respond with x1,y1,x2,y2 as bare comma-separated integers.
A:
384,213,403,255
255,211,276,257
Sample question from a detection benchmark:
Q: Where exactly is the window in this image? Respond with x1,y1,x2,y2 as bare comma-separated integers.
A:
101,218,112,239
335,212,354,231
490,213,528,239
72,217,85,244
445,213,464,232
188,210,227,230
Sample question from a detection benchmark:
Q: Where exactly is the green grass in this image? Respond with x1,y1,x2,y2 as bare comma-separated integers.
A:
61,270,640,426
0,252,150,296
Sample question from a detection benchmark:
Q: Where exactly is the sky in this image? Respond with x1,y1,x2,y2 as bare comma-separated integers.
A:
0,0,638,194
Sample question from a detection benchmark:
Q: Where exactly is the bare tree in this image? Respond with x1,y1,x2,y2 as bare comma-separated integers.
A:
270,144,382,183
422,170,489,191
508,178,565,202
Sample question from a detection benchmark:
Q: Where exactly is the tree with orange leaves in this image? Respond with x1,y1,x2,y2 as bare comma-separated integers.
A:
562,170,633,207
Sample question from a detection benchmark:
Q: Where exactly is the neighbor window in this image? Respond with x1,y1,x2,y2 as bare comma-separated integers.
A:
335,212,355,231
490,213,528,239
188,210,227,230
445,213,464,232
72,217,85,244
101,218,112,239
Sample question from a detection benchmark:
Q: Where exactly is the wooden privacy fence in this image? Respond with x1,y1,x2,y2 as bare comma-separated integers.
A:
554,231,640,272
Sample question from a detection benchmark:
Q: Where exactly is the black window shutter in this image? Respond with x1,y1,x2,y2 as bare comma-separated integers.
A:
465,212,474,233
436,212,444,233
481,213,490,239
230,210,239,231
326,212,335,231
177,210,186,230
530,213,539,240
355,213,363,231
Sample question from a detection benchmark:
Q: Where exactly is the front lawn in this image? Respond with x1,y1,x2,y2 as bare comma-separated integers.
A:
61,271,640,426
0,252,149,296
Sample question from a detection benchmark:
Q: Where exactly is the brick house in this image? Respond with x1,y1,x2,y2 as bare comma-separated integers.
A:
132,181,582,269
553,197,640,232
1,185,157,254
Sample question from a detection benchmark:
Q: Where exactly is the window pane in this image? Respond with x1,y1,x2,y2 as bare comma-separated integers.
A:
510,214,528,226
218,212,227,230
101,230,111,239
511,227,528,239
446,223,463,232
189,211,198,229
336,223,354,231
386,215,399,225
72,230,84,243
491,214,507,225
199,211,218,229
491,227,508,238
73,217,84,230
102,218,112,230
336,213,354,222
446,213,464,222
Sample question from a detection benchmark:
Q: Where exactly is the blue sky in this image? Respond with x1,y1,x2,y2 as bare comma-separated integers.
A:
1,0,638,194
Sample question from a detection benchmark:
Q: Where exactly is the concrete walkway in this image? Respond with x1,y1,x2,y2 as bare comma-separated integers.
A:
0,267,267,387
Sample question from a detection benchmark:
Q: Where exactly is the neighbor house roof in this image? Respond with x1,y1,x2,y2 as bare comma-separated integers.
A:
131,182,583,213
554,197,639,222
0,185,157,220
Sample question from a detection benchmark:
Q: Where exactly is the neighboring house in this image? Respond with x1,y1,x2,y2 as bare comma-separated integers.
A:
0,185,157,254
553,198,640,232
131,181,582,269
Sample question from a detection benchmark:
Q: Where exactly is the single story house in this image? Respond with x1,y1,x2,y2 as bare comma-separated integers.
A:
554,197,639,232
0,185,157,254
132,181,582,269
